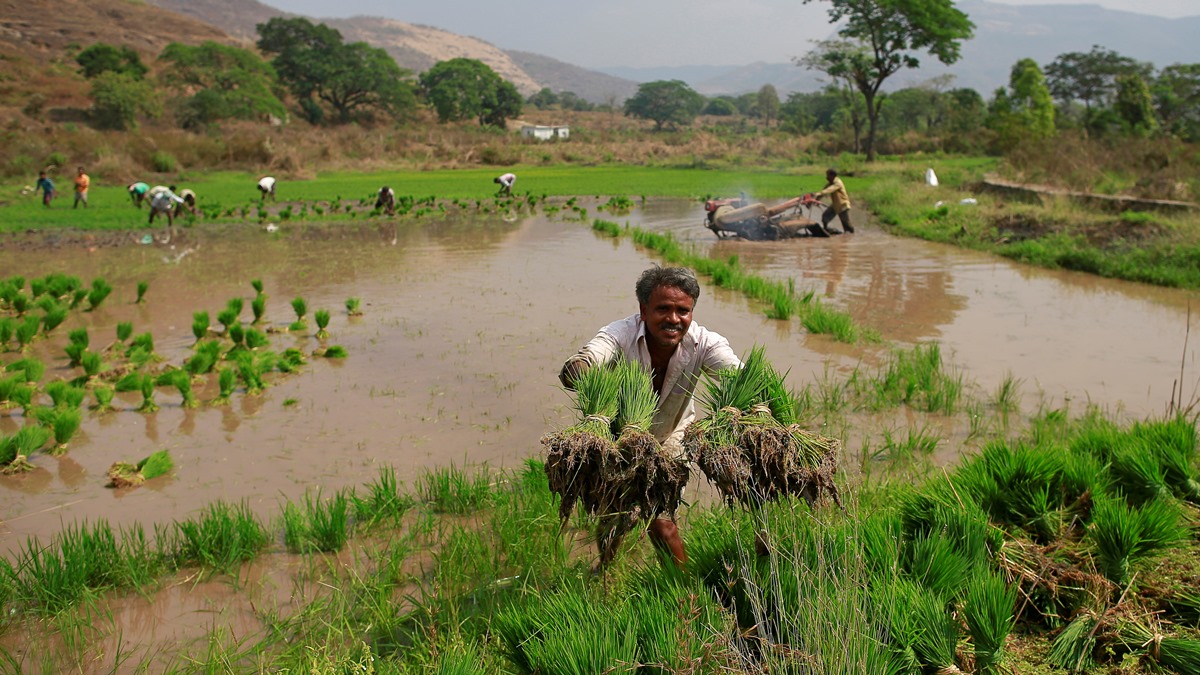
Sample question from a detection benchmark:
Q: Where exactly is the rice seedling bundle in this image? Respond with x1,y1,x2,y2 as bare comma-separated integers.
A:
1116,619,1200,675
1087,496,1187,587
116,321,133,343
7,357,45,384
192,311,210,341
0,316,13,345
346,297,362,315
251,293,266,323
1,425,50,473
212,367,237,405
315,309,331,339
107,449,173,488
135,280,149,304
40,303,68,334
86,278,112,310
684,347,841,509
1048,612,1099,672
541,360,688,562
963,570,1018,673
14,315,39,348
92,385,114,411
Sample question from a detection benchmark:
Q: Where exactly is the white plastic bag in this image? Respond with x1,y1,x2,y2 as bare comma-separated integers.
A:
925,168,939,186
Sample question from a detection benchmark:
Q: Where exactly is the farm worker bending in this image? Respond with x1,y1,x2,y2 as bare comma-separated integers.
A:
35,171,55,207
376,186,396,215
176,188,198,217
494,172,516,196
73,166,90,209
257,176,276,201
812,168,854,236
127,182,149,207
558,265,742,570
148,187,185,229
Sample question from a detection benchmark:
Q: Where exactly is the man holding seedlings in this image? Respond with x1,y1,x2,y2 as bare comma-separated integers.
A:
559,266,741,569
494,172,516,196
35,170,55,207
257,176,277,201
811,168,854,236
148,186,185,229
376,186,396,215
73,166,90,209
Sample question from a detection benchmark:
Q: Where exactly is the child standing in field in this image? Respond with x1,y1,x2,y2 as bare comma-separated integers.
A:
73,166,90,209
35,171,55,207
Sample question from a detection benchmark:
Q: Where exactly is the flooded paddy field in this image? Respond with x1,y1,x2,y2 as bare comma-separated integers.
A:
1,198,1197,554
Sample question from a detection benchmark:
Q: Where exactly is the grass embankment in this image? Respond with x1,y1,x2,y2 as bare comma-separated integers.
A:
864,162,1200,289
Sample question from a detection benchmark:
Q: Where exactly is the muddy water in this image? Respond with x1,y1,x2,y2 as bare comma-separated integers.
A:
1,203,1197,545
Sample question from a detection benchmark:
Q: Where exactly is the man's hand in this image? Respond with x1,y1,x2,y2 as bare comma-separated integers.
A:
559,356,591,390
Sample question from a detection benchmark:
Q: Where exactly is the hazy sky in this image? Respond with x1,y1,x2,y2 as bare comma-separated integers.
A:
266,0,1197,68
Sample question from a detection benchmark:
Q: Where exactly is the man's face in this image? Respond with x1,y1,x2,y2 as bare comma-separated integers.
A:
640,285,694,351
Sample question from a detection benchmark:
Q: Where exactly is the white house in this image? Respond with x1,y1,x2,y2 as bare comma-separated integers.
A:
520,125,570,141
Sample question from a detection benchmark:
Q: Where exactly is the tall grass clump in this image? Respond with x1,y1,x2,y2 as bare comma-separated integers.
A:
282,490,350,553
863,343,963,414
494,584,639,675
352,465,415,528
163,501,270,573
417,465,494,514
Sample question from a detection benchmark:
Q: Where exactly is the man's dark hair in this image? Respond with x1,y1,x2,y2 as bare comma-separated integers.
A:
826,168,838,178
636,266,700,305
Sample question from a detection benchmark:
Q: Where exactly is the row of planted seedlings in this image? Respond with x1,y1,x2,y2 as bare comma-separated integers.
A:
197,191,543,225
591,218,877,343
0,272,352,480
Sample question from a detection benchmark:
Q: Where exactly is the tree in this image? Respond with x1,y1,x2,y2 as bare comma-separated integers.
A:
1045,45,1152,113
986,58,1055,151
89,72,160,130
798,40,870,152
1114,73,1158,137
756,84,780,126
799,0,974,160
158,42,286,130
528,87,559,110
1152,63,1200,141
559,91,594,112
780,88,843,134
703,98,739,116
418,58,523,127
624,80,704,130
76,43,147,80
256,17,416,124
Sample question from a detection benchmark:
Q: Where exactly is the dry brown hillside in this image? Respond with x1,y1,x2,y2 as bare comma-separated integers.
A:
0,0,230,61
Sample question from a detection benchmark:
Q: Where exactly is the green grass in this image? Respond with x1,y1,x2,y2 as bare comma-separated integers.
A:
417,464,495,514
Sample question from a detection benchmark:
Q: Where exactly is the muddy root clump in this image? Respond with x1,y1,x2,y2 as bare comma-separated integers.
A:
686,405,841,509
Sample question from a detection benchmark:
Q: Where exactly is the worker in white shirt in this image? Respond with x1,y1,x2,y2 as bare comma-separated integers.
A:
494,172,516,196
257,176,276,201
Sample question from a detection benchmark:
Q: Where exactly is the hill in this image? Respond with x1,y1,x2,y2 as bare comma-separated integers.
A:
596,0,1200,97
144,0,636,103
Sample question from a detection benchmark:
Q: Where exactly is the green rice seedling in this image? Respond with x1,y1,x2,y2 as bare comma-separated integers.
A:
277,348,307,372
1,425,50,473
185,340,223,376
192,311,210,341
1088,496,1187,587
289,297,307,331
417,465,493,514
135,280,148,304
345,297,362,315
91,385,114,411
44,380,85,409
15,314,40,348
234,353,265,395
352,465,415,528
227,323,245,349
211,367,237,405
432,641,487,675
115,372,158,412
216,307,238,332
592,218,622,237
1131,416,1200,502
69,287,87,309
317,345,348,358
12,521,123,614
40,304,68,334
801,298,858,343
63,340,86,367
963,570,1018,673
67,327,88,349
494,584,639,675
765,291,794,320
158,369,198,408
125,332,154,358
251,293,266,324
163,500,269,573
1118,620,1200,674
251,279,263,294
903,532,975,600
79,350,103,380
7,357,45,384
85,278,113,311
244,328,269,350
1107,439,1173,504
10,292,30,315
0,316,13,347
226,296,244,317
314,309,331,340
0,375,25,407
44,408,82,453
992,371,1023,413
282,490,350,553
1048,613,1099,672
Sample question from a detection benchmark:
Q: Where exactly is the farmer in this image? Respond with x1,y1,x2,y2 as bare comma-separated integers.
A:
257,176,276,201
176,188,198,217
376,185,396,215
127,182,149,207
559,265,741,570
148,186,185,229
73,166,90,209
811,168,854,236
35,171,55,207
494,172,516,196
